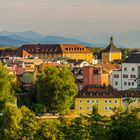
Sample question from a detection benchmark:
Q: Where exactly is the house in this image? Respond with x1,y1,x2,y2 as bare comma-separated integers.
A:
102,36,122,63
111,52,140,90
17,44,93,62
82,64,119,87
74,85,122,116
68,59,90,68
74,84,140,116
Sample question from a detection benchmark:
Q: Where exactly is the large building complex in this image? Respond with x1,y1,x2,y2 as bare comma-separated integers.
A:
17,44,93,63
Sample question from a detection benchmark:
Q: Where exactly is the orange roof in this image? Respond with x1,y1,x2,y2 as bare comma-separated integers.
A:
60,44,92,53
101,63,120,71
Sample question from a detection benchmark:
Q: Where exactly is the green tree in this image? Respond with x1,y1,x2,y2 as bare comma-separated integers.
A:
31,103,47,115
0,103,22,140
0,63,15,106
36,65,77,114
36,120,61,140
107,109,140,140
86,106,108,140
19,106,37,140
62,116,89,140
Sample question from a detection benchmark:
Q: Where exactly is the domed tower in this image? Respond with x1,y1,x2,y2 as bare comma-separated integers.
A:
102,36,121,63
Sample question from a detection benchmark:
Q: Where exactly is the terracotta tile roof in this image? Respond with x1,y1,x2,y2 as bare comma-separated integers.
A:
101,63,120,71
17,44,92,55
60,44,92,53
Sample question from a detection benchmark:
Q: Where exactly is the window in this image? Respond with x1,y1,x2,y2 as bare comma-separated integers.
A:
109,107,112,110
124,67,127,71
79,100,82,103
87,100,90,103
123,75,128,78
104,100,107,103
128,82,131,86
109,100,112,104
131,75,136,78
90,92,93,96
114,74,119,78
124,82,127,86
87,107,90,110
83,92,86,96
79,107,82,110
115,100,118,104
115,82,118,85
132,67,135,71
104,107,108,110
132,82,134,86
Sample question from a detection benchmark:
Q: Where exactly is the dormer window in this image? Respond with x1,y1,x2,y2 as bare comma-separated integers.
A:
82,92,86,96
90,92,93,96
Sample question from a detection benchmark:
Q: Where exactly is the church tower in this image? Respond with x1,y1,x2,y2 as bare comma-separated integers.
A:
102,36,121,63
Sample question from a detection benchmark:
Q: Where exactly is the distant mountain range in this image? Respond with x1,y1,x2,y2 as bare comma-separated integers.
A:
1,30,140,48
0,31,99,47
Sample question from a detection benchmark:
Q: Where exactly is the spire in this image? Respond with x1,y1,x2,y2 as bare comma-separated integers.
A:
110,36,114,44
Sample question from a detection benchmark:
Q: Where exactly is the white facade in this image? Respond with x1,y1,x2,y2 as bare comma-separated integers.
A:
111,63,139,90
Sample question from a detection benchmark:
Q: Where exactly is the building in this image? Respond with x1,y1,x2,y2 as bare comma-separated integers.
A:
17,44,93,63
102,36,121,63
82,64,120,88
74,84,140,116
111,52,140,90
75,85,122,116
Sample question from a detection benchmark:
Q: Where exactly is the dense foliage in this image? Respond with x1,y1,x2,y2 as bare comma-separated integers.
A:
0,63,15,106
36,65,77,114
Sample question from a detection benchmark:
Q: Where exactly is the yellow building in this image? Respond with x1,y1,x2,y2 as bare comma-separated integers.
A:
74,85,140,116
102,36,122,63
18,44,93,63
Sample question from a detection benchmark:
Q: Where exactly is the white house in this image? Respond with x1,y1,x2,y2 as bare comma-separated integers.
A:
111,52,140,90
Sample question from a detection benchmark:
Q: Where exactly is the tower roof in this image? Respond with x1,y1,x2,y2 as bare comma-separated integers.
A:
103,36,121,53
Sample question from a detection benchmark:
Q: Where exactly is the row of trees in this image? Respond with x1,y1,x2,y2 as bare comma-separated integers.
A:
0,103,140,140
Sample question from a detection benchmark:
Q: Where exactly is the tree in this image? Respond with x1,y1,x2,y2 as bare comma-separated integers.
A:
19,106,37,139
36,65,77,114
86,106,108,140
36,120,61,140
31,103,47,115
0,103,22,139
0,63,15,105
107,109,140,140
62,116,89,140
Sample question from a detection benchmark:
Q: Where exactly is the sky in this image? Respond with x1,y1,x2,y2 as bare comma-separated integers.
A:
0,0,140,35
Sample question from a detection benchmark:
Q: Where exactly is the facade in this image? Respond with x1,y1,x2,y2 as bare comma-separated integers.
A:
102,36,122,63
17,44,93,62
75,85,140,116
111,53,140,90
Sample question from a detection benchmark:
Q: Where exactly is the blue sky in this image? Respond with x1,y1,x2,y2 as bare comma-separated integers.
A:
0,0,140,35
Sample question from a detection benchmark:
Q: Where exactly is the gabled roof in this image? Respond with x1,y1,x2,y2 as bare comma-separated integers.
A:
123,52,140,63
17,44,92,55
75,85,122,98
102,36,121,53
